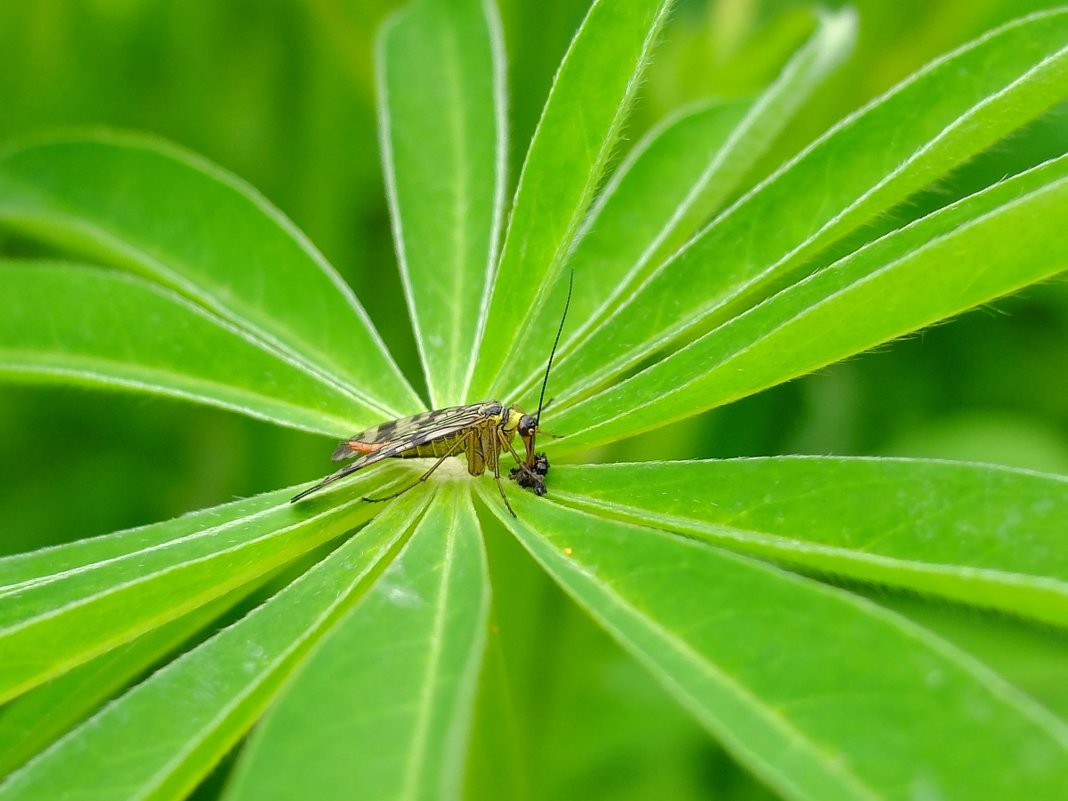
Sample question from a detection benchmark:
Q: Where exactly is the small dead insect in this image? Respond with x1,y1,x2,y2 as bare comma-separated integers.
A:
510,451,549,496
291,272,573,517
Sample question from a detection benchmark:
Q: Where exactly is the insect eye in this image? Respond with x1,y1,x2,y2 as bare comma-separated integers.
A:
518,415,537,437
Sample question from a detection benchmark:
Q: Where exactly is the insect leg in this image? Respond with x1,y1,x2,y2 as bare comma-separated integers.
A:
291,460,367,503
498,430,526,469
488,437,517,518
363,433,470,504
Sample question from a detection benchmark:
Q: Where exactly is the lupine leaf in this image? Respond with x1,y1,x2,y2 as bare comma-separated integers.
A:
550,155,1068,450
499,7,857,402
468,0,677,400
225,484,489,801
0,492,429,801
550,458,1068,628
483,488,1068,801
0,590,240,775
378,0,506,407
0,135,423,423
545,9,1068,405
0,464,407,704
0,262,373,436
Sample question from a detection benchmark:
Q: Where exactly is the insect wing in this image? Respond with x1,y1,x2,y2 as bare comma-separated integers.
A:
292,417,480,503
331,404,486,462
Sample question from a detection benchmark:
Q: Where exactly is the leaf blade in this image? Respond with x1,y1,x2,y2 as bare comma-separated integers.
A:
0,492,429,801
550,458,1068,628
499,7,857,402
483,488,1068,801
468,0,676,399
0,262,375,436
378,0,506,407
225,484,489,801
0,590,239,776
546,9,1068,404
0,464,407,704
0,134,423,423
551,154,1068,450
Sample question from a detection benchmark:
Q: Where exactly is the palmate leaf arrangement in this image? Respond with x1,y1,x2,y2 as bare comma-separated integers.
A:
0,0,1067,798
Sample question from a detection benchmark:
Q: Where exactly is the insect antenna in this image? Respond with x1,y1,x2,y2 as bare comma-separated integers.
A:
534,269,574,431
509,271,573,497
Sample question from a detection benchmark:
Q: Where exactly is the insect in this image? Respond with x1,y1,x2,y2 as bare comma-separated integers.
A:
291,272,573,517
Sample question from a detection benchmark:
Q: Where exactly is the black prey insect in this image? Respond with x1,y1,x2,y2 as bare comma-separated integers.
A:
291,273,573,517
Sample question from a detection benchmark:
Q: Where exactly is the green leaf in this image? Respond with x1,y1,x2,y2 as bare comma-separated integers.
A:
225,484,489,801
483,488,1068,801
552,154,1068,450
378,0,506,407
0,134,423,423
0,590,237,776
498,7,857,401
550,458,1068,628
546,8,1068,404
0,492,429,801
0,464,406,704
468,0,676,400
0,262,374,436
0,485,304,592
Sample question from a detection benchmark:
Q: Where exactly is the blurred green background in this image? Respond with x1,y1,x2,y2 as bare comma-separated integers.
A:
2,0,1064,554
2,2,1066,797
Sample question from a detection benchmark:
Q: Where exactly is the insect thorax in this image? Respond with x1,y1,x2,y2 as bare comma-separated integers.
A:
499,403,526,434
472,401,526,432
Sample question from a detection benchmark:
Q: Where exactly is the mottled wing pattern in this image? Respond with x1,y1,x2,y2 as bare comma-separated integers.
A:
290,406,490,503
331,404,486,462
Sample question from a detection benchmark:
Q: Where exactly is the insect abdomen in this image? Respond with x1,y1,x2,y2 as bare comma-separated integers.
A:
402,431,467,459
